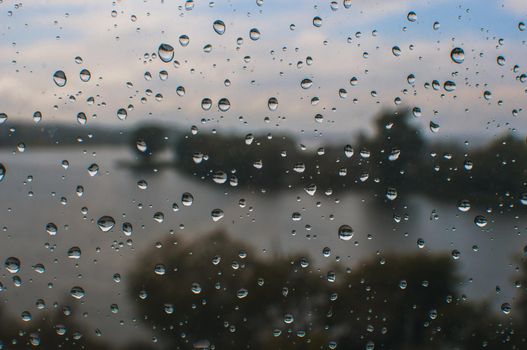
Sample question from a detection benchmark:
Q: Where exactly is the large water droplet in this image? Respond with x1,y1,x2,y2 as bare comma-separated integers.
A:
53,70,67,87
338,225,353,241
79,69,91,82
218,98,231,112
450,47,465,64
70,286,85,299
268,97,278,111
5,257,20,273
158,43,175,63
97,216,115,232
67,247,81,259
201,98,212,111
213,20,226,35
249,28,261,40
474,215,487,228
211,208,224,221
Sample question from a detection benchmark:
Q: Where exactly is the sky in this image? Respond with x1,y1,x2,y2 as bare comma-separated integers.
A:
0,0,526,144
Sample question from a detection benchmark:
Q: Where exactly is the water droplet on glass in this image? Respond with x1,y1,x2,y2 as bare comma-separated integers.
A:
474,215,487,228
117,108,128,121
79,69,91,82
53,70,67,87
249,28,260,40
301,78,313,89
218,98,231,112
182,192,194,206
87,163,99,176
312,16,322,27
268,97,278,111
67,247,81,259
179,35,190,47
201,98,212,111
407,11,417,22
338,225,353,241
5,257,20,273
211,209,224,221
213,20,226,35
501,302,511,314
46,223,57,236
450,47,465,64
97,216,115,232
70,286,85,299
158,43,175,63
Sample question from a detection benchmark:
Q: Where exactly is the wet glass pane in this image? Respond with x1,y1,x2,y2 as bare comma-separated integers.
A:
0,0,526,349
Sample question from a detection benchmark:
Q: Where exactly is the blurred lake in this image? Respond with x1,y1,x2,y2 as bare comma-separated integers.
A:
0,144,524,346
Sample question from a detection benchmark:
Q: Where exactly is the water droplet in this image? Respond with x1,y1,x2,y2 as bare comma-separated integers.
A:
87,163,99,176
212,208,224,221
179,35,190,47
501,302,511,314
154,264,166,275
443,81,456,92
268,97,278,111
79,69,91,82
213,20,226,35
338,225,353,241
457,199,471,212
5,257,20,273
433,21,440,30
0,113,7,124
70,286,85,299
116,108,127,121
46,223,58,236
237,288,249,299
304,184,317,196
249,28,260,40
153,212,165,223
386,187,398,200
77,112,87,125
21,311,32,322
182,192,194,206
97,216,115,232
158,43,175,63
218,98,230,112
201,98,212,111
474,215,487,228
33,111,42,123
301,78,313,89
392,46,401,57
450,47,465,64
53,70,67,87
407,11,417,22
191,282,202,294
497,56,506,66
67,247,81,259
312,16,322,27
